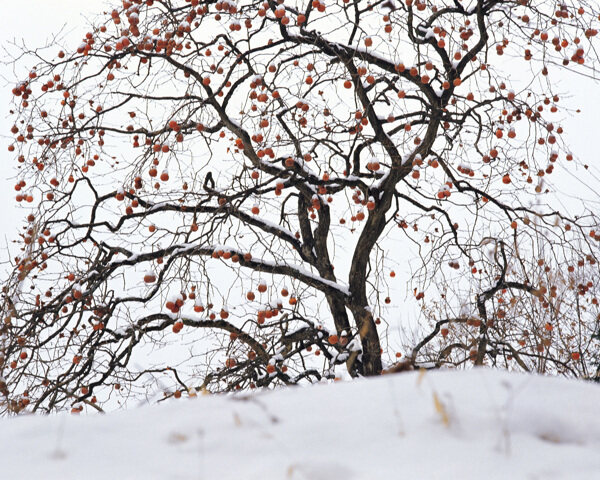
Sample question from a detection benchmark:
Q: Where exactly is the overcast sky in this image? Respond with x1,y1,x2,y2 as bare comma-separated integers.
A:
2,0,600,256
0,1,109,264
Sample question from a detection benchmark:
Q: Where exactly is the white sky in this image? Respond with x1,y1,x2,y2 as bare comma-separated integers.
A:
2,0,600,245
0,1,109,260
1,0,600,327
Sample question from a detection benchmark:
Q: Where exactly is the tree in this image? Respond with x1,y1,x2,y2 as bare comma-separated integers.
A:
2,0,600,414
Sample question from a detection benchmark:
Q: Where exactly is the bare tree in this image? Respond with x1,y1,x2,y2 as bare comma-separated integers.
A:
2,0,600,413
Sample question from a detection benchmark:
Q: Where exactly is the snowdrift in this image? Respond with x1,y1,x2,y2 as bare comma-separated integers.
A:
1,368,599,479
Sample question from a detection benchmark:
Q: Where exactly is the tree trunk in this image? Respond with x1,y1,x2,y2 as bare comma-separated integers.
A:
349,306,383,376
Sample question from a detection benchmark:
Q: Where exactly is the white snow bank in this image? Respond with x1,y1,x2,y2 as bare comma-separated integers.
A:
1,369,599,479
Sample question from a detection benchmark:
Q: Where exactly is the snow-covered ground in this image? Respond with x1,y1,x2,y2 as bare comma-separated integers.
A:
1,368,599,479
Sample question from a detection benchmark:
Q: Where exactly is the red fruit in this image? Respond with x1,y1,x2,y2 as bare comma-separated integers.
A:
143,273,156,283
172,320,183,333
225,358,236,368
